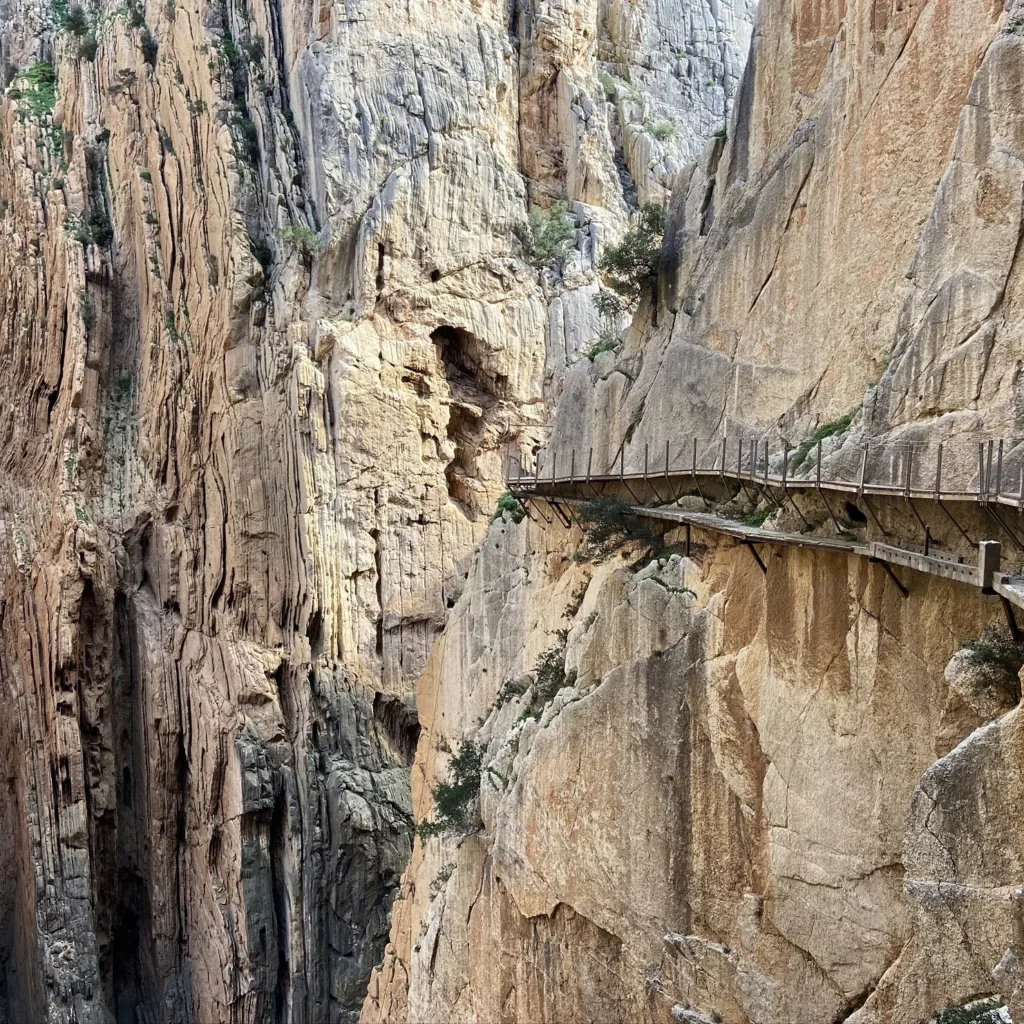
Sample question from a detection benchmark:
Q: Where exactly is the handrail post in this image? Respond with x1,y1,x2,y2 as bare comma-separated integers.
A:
552,449,557,488
763,439,769,488
858,447,867,496
692,437,697,477
782,444,789,491
721,437,727,475
988,440,995,502
979,442,987,505
980,540,1001,592
904,448,913,499
570,449,576,485
737,437,743,477
997,439,1004,499
935,443,943,501
586,447,593,485
644,442,649,481
816,439,822,490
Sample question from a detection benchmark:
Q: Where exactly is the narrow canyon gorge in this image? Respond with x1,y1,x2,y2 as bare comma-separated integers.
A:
0,0,1021,1022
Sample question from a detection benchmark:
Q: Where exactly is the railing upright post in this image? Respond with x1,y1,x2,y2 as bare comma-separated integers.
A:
988,440,995,501
763,439,769,488
692,437,698,477
644,443,649,481
1018,464,1023,513
935,443,943,501
816,440,822,490
552,449,557,488
721,437,727,474
570,450,576,485
587,448,593,486
783,444,789,491
997,439,1004,499
737,437,743,477
858,447,867,496
979,442,987,505
904,448,913,499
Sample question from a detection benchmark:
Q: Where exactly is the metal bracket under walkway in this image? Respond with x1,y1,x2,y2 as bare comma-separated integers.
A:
511,491,1024,635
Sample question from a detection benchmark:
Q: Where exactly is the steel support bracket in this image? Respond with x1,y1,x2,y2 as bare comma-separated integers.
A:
869,557,909,598
745,541,767,575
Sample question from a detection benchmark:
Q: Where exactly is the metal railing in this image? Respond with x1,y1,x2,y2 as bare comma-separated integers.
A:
506,436,1024,508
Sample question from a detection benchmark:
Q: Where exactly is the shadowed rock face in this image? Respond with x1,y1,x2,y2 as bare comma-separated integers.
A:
0,0,749,1021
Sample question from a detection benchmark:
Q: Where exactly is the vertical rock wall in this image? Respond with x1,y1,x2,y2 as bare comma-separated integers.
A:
365,1,1024,1023
0,0,749,1021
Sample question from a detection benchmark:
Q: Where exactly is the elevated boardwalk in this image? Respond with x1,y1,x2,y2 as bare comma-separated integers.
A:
506,437,1024,630
509,435,1024,510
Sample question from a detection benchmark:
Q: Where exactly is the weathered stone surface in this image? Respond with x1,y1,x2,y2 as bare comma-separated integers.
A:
552,0,1020,464
365,511,1024,1023
365,2,1024,1022
0,0,746,1021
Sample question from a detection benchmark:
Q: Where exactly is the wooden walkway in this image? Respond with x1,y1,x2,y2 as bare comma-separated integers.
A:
508,435,1024,511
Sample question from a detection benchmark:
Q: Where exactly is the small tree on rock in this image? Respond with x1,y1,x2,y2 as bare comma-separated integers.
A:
598,202,665,309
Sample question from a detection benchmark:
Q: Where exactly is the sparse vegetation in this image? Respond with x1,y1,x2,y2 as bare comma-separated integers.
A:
429,863,455,897
575,497,660,562
78,33,98,60
789,410,857,473
494,678,528,709
518,632,577,721
417,740,484,839
11,62,58,120
532,639,572,706
648,119,676,142
281,224,322,260
231,111,259,163
743,506,772,528
583,338,618,361
596,68,617,99
68,207,113,247
931,997,1008,1024
961,626,1024,680
139,168,152,182
526,201,576,270
598,202,665,308
492,492,526,524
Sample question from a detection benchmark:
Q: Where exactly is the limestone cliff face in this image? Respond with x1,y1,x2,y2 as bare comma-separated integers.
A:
364,511,1024,1024
0,0,747,1022
364,2,1024,1023
553,0,1023,462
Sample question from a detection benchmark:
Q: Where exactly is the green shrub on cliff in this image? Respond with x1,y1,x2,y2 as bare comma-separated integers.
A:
575,497,660,561
492,492,525,524
526,201,576,270
961,626,1024,678
598,202,665,307
418,740,484,839
931,997,1007,1024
